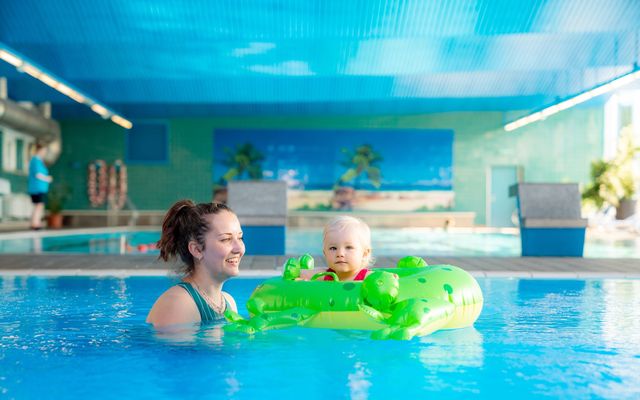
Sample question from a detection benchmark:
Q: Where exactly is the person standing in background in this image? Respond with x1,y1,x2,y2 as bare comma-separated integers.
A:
28,142,52,230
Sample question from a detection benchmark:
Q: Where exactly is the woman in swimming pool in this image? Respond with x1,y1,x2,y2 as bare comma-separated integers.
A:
146,200,244,329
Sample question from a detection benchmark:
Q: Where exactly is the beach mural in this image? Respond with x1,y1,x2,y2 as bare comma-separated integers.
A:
213,129,454,211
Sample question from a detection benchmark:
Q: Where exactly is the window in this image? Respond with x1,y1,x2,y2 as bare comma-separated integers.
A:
16,139,24,171
604,91,640,160
125,122,169,164
1,127,33,174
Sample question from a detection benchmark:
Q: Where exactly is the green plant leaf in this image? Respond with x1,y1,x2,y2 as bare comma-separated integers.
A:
582,126,638,209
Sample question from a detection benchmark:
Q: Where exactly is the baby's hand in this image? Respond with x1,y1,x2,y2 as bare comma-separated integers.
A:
297,269,316,281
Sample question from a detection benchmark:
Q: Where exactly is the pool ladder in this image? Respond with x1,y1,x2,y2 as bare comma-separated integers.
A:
107,196,140,227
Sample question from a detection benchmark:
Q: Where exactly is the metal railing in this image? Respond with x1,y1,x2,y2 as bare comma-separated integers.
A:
106,196,139,227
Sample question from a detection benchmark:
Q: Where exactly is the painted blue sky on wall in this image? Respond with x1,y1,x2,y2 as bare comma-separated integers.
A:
213,129,453,191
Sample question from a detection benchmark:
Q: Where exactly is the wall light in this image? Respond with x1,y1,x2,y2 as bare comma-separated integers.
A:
504,67,640,132
0,45,132,129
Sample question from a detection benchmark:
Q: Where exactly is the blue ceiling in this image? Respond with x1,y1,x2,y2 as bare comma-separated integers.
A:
1,0,639,120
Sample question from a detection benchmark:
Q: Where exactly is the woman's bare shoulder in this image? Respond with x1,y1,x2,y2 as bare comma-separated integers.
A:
146,285,199,327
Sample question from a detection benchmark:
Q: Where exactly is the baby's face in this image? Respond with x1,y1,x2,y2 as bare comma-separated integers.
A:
322,229,370,278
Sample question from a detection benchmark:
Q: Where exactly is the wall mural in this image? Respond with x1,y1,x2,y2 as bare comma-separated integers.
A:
213,129,454,211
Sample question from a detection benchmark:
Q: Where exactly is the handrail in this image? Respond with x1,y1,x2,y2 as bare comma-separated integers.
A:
106,196,139,227
125,197,139,227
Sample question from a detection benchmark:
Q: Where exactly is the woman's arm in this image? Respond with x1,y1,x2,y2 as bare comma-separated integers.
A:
297,269,318,281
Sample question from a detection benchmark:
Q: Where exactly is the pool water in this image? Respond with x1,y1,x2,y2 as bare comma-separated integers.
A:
1,228,640,258
0,231,161,254
1,276,639,399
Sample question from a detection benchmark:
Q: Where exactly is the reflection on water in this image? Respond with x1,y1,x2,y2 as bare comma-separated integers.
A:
0,231,161,255
418,327,484,368
347,361,371,400
598,280,640,399
602,280,640,353
0,277,639,399
32,237,42,253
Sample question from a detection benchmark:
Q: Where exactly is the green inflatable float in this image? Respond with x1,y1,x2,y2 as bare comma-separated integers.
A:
224,255,483,340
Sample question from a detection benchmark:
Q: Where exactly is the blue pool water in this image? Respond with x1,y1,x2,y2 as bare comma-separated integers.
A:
0,228,639,257
1,276,639,399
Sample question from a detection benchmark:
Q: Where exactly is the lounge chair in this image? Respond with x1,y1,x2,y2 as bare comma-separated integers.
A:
510,183,588,257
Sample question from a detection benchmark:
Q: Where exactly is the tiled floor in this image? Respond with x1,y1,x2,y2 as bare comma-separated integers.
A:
1,253,639,278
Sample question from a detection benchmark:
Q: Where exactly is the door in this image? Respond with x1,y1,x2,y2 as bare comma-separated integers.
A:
488,165,519,227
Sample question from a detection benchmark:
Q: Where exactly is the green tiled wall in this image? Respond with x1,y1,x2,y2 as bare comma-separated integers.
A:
453,108,603,223
50,107,603,224
53,119,212,210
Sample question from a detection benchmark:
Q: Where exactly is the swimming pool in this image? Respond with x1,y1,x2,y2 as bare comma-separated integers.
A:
0,227,639,258
0,276,638,399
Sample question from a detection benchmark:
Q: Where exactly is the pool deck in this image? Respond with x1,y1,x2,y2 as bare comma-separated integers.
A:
0,253,639,278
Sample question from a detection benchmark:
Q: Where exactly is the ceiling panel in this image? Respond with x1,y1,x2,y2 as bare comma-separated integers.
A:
0,0,639,119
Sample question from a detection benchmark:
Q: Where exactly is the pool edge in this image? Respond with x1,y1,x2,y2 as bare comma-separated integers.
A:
1,269,639,279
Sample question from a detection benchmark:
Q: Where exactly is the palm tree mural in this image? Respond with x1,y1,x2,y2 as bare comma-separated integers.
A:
220,142,265,183
336,144,383,189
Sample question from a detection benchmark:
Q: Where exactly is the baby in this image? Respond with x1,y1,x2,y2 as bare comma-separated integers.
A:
319,215,373,281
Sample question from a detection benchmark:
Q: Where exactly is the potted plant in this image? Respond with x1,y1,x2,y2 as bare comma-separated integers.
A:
46,181,71,229
582,127,638,219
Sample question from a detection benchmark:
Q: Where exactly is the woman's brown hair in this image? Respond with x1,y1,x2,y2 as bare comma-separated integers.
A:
156,200,234,275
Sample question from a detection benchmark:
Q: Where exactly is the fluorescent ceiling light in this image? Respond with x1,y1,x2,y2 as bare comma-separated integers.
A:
111,115,133,129
0,45,132,129
0,49,22,67
90,103,110,118
505,67,640,132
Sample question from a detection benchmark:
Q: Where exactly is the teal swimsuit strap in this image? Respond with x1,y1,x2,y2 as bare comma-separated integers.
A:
176,282,229,323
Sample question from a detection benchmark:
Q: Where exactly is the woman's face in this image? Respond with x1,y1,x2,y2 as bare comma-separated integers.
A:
198,211,245,279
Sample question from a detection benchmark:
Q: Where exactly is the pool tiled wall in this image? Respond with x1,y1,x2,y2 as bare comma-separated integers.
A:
47,108,602,225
